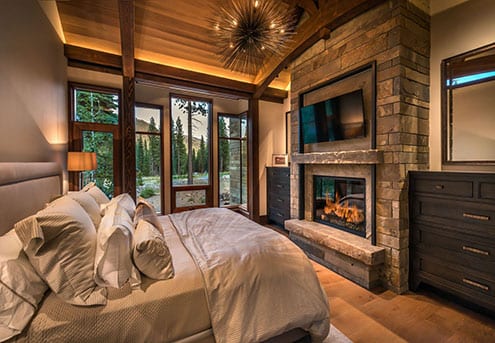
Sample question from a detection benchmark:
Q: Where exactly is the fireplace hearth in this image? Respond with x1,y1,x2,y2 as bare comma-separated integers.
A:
313,175,366,237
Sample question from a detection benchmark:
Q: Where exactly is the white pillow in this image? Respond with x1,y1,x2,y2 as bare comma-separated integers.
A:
15,196,107,306
67,191,102,228
133,219,174,280
134,197,163,234
0,230,48,342
102,193,135,218
83,182,110,206
95,202,141,289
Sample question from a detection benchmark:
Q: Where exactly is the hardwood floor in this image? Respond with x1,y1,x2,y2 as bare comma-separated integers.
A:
312,262,495,343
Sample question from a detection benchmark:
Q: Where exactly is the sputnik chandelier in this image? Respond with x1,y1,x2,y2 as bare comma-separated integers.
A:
211,0,297,75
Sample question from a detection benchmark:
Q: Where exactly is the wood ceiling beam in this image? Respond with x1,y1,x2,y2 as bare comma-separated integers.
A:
118,0,134,77
254,0,386,97
64,45,288,102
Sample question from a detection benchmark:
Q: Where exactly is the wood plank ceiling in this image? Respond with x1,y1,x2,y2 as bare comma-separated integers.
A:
56,0,385,98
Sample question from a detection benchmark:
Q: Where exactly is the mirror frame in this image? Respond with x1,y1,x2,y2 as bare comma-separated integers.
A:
441,42,495,166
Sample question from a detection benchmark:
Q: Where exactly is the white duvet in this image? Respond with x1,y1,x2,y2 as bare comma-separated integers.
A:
169,208,330,343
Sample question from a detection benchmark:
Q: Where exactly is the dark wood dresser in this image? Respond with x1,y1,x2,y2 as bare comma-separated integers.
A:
266,167,290,228
409,171,495,312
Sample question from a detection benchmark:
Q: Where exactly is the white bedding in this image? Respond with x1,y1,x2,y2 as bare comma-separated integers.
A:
170,208,330,343
10,216,211,343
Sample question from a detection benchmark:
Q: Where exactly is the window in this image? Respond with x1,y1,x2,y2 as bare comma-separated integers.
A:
70,83,122,197
170,95,212,211
135,104,163,213
218,113,247,207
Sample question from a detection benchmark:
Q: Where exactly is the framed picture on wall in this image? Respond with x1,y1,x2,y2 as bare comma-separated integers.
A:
272,154,288,167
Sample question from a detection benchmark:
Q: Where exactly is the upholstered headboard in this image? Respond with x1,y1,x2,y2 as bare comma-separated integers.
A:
0,162,63,235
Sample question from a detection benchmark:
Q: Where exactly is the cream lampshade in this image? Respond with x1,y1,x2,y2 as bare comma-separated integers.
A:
67,152,97,190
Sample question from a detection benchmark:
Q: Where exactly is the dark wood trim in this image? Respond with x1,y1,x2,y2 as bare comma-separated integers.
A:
122,76,136,197
248,98,260,222
118,0,135,78
64,45,288,103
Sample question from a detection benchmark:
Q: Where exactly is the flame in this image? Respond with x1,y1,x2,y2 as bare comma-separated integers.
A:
323,192,364,224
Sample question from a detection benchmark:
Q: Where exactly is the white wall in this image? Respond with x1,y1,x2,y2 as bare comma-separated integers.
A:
430,0,495,171
0,0,66,164
258,98,290,216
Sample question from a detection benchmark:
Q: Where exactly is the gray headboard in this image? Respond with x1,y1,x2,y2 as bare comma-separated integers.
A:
0,162,63,235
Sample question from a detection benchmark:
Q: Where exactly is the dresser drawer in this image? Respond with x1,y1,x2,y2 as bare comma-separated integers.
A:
413,197,495,236
268,192,290,209
415,254,495,305
480,181,495,201
267,167,290,179
412,224,495,272
268,206,290,225
412,178,473,198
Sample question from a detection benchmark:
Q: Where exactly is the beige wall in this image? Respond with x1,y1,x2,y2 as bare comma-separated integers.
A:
430,0,495,171
0,0,66,164
258,99,290,216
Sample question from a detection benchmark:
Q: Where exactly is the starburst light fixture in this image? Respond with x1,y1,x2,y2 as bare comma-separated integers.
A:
211,0,297,75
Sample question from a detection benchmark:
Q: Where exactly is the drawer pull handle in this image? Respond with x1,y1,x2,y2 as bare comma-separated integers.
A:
462,278,489,291
463,213,490,221
434,184,444,190
462,245,490,256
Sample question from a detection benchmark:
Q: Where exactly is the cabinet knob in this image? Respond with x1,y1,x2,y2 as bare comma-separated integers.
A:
434,184,444,190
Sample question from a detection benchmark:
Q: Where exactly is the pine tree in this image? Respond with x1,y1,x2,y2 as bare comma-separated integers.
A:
148,117,161,175
219,117,230,172
174,117,188,176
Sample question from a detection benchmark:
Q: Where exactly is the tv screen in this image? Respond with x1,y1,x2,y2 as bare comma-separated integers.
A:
300,89,365,144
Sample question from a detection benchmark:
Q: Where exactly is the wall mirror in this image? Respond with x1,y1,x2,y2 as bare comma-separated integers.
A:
442,42,495,165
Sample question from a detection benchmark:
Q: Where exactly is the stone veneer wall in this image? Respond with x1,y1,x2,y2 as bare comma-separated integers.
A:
290,0,430,293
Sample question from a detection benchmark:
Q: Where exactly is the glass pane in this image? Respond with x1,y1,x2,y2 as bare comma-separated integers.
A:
171,97,210,186
136,133,161,213
175,189,206,208
82,131,114,198
74,89,119,124
136,106,161,132
241,117,247,139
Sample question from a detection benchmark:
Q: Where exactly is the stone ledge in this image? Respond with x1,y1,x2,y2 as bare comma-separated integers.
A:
291,150,383,165
285,219,385,266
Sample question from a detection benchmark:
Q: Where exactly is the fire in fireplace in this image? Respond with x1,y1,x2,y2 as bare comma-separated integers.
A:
313,175,366,237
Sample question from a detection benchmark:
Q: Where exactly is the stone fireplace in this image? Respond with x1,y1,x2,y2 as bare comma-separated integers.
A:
286,0,430,293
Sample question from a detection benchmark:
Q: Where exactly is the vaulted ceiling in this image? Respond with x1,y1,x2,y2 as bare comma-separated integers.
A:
54,0,385,99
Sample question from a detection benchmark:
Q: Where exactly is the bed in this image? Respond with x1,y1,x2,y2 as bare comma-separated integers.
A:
0,162,330,343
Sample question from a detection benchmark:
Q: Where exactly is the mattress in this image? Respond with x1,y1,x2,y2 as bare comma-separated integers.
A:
11,216,212,343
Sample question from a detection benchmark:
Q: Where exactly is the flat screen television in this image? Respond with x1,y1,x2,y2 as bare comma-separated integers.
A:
300,89,365,144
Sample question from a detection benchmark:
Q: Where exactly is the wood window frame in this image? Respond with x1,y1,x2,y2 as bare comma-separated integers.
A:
218,112,248,209
135,102,165,214
68,82,123,194
169,93,214,212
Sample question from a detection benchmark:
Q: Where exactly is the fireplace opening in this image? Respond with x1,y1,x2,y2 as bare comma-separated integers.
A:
313,175,366,237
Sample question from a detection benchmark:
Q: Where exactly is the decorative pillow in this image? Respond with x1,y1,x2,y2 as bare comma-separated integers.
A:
102,193,135,218
15,196,107,306
134,197,163,234
0,230,48,342
67,191,102,228
95,202,141,289
133,219,174,280
83,182,110,206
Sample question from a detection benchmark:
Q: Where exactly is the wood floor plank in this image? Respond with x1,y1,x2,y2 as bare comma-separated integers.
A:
311,260,495,342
